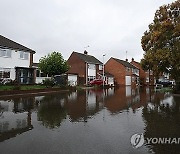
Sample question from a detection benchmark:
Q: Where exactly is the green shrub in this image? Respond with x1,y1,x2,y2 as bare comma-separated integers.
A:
42,78,55,87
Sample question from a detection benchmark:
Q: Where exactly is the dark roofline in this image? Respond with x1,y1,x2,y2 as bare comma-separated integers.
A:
112,57,138,69
73,51,103,64
0,35,36,54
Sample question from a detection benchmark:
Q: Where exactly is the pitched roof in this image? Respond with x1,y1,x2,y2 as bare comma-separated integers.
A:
0,35,35,53
112,57,137,69
73,51,103,64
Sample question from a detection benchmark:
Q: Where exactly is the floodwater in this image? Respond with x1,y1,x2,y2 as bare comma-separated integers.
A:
0,87,180,154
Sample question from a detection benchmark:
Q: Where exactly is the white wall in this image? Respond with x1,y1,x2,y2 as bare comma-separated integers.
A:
0,49,30,68
0,49,30,80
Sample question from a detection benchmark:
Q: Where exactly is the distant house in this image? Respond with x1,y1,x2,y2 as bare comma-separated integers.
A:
67,51,114,85
0,35,35,84
105,58,139,86
130,58,155,86
131,58,155,86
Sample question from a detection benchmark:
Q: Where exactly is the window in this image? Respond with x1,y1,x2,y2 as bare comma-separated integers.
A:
36,69,47,77
88,64,95,70
146,77,149,82
0,49,12,58
132,76,135,82
88,76,95,82
99,65,103,70
0,71,10,78
20,51,29,60
36,70,40,77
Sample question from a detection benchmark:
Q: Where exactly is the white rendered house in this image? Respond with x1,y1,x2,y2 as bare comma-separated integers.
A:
0,35,36,84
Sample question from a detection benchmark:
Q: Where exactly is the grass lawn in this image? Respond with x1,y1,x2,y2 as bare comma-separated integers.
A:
0,85,48,91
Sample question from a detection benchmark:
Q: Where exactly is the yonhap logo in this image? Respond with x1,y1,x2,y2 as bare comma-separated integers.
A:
130,133,180,148
130,133,145,148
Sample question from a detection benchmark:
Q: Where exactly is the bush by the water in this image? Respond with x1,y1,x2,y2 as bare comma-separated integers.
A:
42,78,55,87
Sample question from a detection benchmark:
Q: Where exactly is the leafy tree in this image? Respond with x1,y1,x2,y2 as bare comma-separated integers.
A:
141,1,180,85
39,52,69,76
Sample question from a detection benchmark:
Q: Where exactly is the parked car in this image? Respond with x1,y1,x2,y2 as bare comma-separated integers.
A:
157,79,172,87
89,79,105,86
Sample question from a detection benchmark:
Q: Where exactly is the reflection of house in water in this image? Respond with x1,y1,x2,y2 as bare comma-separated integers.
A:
104,87,153,114
65,89,104,122
0,99,33,142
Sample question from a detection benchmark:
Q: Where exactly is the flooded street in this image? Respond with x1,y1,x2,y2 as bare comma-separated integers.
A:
0,87,180,154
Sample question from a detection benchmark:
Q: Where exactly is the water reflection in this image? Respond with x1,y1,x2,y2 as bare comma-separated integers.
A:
37,95,67,129
0,87,179,153
0,98,33,142
142,94,180,153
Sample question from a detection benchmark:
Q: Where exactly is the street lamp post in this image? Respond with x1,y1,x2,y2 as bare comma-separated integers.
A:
103,54,106,88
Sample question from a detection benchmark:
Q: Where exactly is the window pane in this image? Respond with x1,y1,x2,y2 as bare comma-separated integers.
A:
2,50,5,57
4,72,10,78
20,51,24,58
7,50,12,57
24,53,29,59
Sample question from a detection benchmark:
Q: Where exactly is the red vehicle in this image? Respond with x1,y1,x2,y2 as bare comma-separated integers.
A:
89,79,105,85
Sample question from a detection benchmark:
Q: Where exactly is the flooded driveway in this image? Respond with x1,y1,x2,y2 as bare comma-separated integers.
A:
0,87,180,154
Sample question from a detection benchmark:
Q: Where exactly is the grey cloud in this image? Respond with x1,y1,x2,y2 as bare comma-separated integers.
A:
0,0,176,62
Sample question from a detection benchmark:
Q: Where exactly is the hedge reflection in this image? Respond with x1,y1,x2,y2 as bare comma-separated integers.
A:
37,95,67,129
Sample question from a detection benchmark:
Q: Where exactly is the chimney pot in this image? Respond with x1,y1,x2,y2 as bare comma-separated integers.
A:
132,58,134,61
84,50,88,55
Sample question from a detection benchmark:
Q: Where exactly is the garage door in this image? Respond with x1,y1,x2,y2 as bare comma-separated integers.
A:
125,76,131,86
68,75,77,86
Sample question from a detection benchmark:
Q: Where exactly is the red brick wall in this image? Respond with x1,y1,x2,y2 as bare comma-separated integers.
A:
105,58,126,86
67,52,86,84
131,61,146,85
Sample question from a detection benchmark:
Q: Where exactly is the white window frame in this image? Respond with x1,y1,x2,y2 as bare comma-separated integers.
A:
0,49,12,58
99,65,103,70
20,51,29,60
0,70,10,78
88,64,96,70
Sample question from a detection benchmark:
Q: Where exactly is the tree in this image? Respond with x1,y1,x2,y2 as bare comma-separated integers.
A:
39,52,69,76
141,0,180,86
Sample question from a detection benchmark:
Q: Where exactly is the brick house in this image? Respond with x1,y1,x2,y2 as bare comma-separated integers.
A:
67,51,114,85
0,35,36,84
130,58,155,86
105,57,139,86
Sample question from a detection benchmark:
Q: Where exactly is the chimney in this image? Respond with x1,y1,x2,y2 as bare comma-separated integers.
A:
84,50,88,55
125,58,128,62
132,58,134,62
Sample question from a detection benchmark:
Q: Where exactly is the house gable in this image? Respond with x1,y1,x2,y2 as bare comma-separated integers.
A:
0,35,35,54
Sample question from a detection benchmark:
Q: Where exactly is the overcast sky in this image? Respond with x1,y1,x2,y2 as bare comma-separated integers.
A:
0,0,176,63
